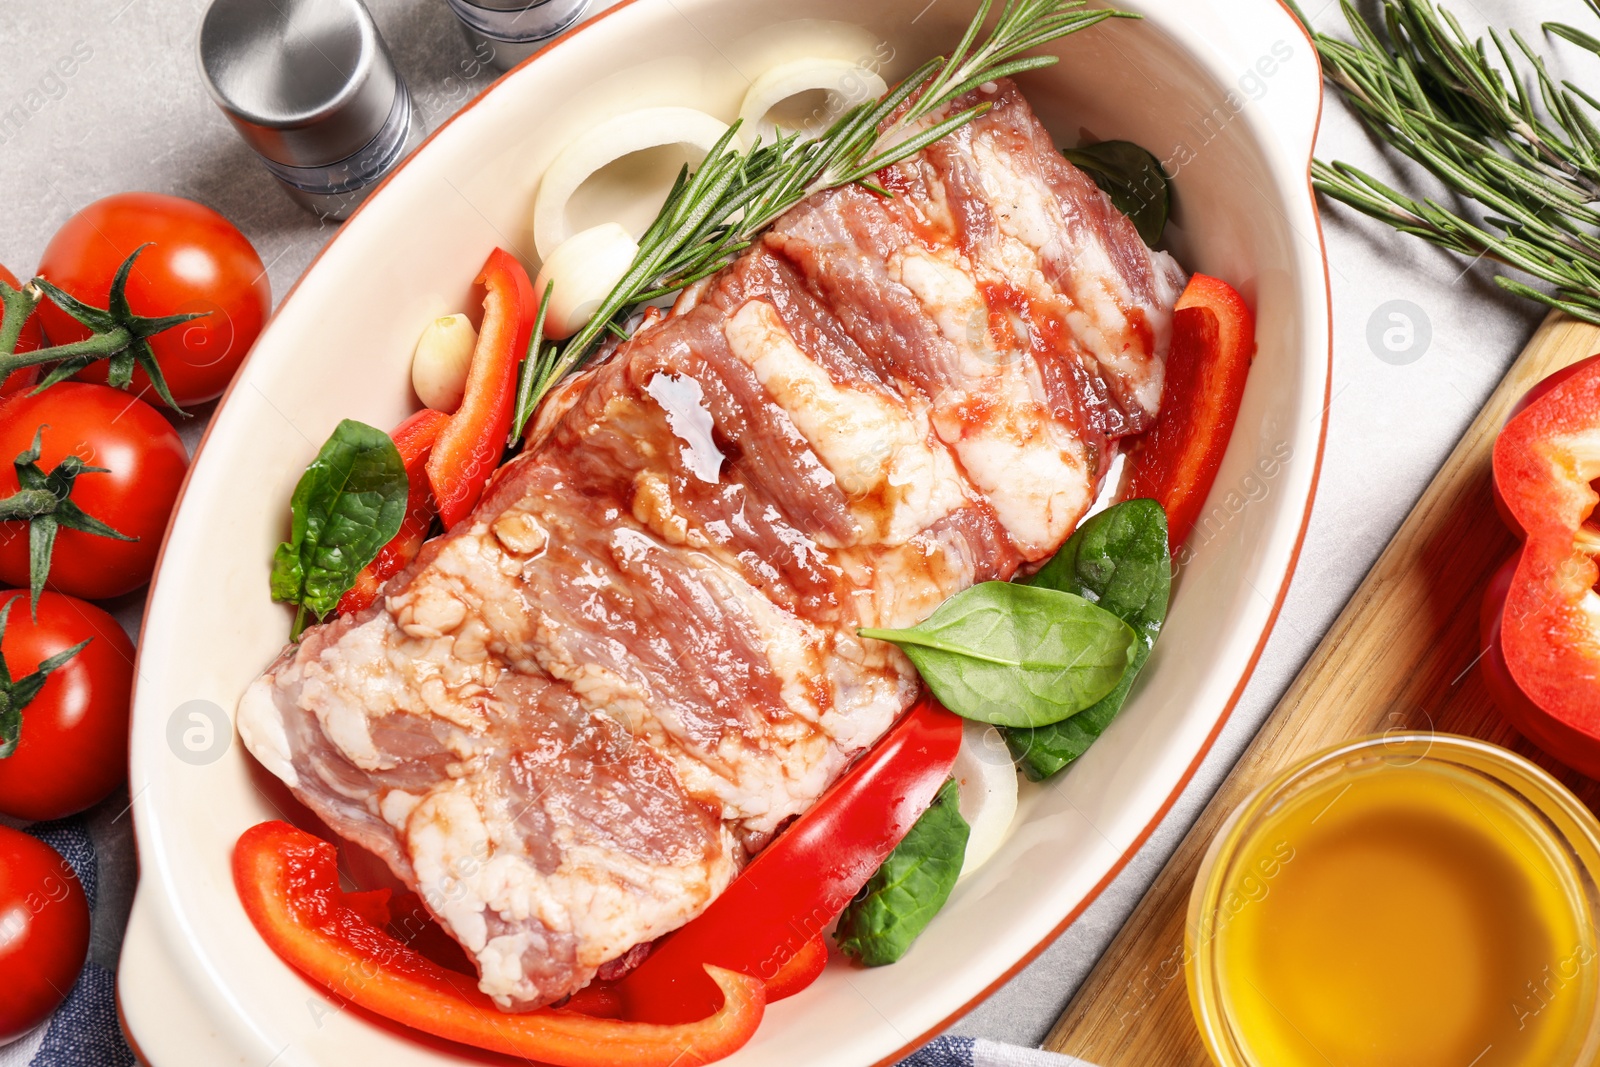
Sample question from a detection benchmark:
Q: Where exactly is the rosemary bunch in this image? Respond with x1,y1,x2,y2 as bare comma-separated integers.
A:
1298,0,1600,324
509,0,1134,439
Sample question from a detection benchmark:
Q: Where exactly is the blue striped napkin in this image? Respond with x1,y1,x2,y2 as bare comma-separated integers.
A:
899,1037,1099,1067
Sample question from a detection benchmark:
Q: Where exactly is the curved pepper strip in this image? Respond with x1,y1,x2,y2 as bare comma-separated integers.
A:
618,695,963,1024
1125,273,1256,549
337,408,451,616
427,248,537,529
765,936,827,1002
233,821,765,1066
1489,356,1600,749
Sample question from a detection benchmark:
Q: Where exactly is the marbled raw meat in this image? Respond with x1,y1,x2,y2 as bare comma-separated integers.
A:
237,78,1185,1010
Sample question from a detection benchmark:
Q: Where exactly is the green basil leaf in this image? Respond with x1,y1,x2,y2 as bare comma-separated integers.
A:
1005,699,1121,781
1061,140,1170,246
269,541,304,605
859,582,1136,728
1006,499,1171,780
270,419,407,641
835,777,969,967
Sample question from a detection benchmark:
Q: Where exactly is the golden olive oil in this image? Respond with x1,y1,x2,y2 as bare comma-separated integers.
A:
1215,760,1596,1066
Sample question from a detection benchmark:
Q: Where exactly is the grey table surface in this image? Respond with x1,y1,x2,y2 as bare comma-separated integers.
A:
0,0,1571,1058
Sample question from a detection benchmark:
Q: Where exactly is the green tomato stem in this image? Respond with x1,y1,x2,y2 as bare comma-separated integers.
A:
0,327,132,377
0,280,38,362
0,489,58,522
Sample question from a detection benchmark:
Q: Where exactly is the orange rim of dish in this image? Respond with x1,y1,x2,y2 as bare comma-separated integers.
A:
119,1,1336,1061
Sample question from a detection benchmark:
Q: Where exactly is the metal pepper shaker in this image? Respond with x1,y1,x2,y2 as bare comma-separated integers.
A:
442,0,590,72
198,0,422,221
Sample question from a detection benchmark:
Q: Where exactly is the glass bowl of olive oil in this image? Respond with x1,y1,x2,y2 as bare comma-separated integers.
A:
1188,733,1600,1067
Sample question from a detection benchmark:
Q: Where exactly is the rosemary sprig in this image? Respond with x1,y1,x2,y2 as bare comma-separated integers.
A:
508,0,1134,440
1296,0,1600,325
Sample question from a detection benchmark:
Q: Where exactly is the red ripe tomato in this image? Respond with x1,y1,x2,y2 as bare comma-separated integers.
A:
0,262,45,397
0,591,135,820
0,825,90,1043
35,193,270,406
0,383,189,599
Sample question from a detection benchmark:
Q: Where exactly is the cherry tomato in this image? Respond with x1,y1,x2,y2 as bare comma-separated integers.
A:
0,263,45,397
0,590,135,820
35,193,270,406
0,825,90,1043
0,383,188,599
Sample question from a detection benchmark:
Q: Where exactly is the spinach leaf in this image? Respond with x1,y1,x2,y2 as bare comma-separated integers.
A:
1005,499,1171,780
1061,140,1170,246
270,419,407,641
859,582,1136,728
835,777,969,967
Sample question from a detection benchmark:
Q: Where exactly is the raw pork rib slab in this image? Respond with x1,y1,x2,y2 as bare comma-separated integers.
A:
238,80,1185,1010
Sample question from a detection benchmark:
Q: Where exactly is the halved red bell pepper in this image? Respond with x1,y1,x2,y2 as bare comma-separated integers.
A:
337,408,451,615
1492,354,1600,537
233,820,765,1066
1125,273,1256,548
617,695,963,1024
427,248,537,530
1482,356,1600,774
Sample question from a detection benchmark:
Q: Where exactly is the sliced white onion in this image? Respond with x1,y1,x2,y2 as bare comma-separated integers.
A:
410,313,477,412
533,223,641,340
953,719,1019,879
738,58,887,146
533,107,730,260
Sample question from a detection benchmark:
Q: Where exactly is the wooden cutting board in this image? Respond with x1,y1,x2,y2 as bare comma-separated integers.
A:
1042,309,1600,1065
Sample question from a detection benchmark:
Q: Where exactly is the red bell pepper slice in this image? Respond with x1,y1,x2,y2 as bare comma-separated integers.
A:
564,982,626,1019
617,695,963,1024
560,934,825,1020
233,820,765,1066
1124,273,1256,548
427,248,537,530
342,887,394,929
1486,357,1600,759
765,936,827,1002
337,408,451,616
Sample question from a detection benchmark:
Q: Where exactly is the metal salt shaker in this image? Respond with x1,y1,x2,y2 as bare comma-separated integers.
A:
198,0,422,221
442,0,590,72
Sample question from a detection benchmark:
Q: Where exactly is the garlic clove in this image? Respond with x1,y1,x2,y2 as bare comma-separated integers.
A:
533,223,640,340
411,313,478,412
